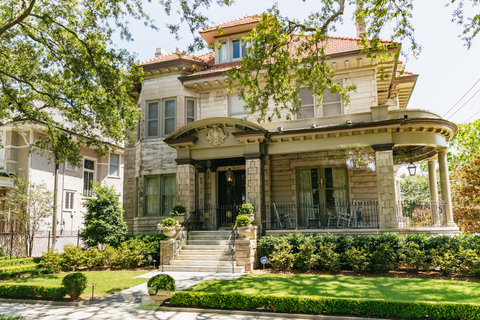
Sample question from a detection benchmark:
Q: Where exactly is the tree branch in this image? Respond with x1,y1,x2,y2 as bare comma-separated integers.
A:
0,0,36,36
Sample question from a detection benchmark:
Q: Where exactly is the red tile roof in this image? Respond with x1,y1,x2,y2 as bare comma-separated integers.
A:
139,50,213,66
199,15,261,34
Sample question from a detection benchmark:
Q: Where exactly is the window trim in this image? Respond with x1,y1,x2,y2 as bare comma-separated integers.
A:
146,98,177,139
215,36,248,64
109,153,120,178
64,191,75,210
228,95,248,118
83,157,96,197
185,97,197,124
65,161,78,172
297,82,344,119
143,174,176,216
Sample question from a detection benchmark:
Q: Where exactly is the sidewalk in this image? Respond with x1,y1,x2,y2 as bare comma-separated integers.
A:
0,271,384,320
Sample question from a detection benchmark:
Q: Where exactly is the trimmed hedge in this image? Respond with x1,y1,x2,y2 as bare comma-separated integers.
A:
0,258,39,268
0,316,28,320
258,233,480,275
170,291,480,320
0,284,66,300
0,266,53,280
0,264,38,274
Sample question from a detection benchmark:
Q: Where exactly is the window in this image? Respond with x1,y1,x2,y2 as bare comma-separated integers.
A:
186,98,196,124
65,191,75,210
229,96,248,118
296,87,343,119
297,166,348,207
83,159,95,197
65,161,77,171
109,153,120,177
146,99,176,138
232,40,246,60
144,175,176,216
219,42,227,62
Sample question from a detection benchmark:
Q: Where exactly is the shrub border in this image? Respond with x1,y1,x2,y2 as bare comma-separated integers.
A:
0,284,66,300
170,291,480,320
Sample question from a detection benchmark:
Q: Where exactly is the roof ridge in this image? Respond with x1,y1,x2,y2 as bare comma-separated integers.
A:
200,14,261,33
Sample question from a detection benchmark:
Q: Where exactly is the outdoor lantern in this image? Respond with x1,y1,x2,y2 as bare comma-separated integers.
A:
226,168,234,182
407,162,417,176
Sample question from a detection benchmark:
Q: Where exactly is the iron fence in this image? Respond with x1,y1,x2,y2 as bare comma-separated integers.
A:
191,205,241,230
266,201,379,230
396,200,447,228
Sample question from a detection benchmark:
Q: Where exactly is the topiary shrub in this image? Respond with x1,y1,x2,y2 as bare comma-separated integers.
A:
62,272,87,300
147,274,176,295
170,205,186,216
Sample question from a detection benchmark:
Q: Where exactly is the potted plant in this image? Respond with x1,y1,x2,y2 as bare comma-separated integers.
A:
157,217,179,238
147,274,175,303
170,205,186,224
240,203,255,222
236,214,252,238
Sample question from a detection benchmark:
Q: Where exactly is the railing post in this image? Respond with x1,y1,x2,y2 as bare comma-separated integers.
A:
9,229,13,259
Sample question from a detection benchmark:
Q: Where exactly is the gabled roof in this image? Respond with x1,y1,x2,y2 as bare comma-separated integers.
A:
199,15,262,44
199,15,262,34
139,50,212,67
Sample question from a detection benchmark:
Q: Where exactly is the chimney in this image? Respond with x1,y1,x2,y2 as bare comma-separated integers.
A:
356,5,366,38
155,47,167,58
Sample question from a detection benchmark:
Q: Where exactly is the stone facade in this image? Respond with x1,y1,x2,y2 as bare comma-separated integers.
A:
374,149,398,229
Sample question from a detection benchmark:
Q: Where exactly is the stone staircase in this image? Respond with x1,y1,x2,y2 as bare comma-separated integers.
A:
160,230,245,273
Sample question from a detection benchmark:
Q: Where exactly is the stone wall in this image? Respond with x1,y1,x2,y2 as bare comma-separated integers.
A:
375,150,398,228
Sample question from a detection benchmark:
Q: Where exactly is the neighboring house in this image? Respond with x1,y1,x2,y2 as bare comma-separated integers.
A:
0,123,124,234
124,15,458,236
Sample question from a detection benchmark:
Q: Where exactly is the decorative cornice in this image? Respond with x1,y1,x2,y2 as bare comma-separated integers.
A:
372,143,395,152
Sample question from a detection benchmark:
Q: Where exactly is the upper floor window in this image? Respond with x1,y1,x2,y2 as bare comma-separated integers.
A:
109,153,120,177
296,87,343,119
186,98,196,124
146,98,176,138
83,159,95,197
217,38,247,63
229,95,248,119
65,161,77,172
65,191,75,210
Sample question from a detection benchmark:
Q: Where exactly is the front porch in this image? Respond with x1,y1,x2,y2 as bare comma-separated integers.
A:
165,113,459,236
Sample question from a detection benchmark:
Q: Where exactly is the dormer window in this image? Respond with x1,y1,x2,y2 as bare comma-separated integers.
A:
216,38,247,63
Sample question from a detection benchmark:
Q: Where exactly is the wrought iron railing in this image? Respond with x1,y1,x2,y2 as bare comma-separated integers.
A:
396,200,447,228
192,205,240,230
159,214,192,271
228,222,238,273
266,201,379,230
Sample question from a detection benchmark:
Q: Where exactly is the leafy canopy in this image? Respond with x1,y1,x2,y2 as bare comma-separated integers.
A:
0,0,151,165
448,119,480,171
160,0,479,121
80,184,127,247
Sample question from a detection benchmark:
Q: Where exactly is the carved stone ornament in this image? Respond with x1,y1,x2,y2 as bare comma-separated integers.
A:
205,124,229,146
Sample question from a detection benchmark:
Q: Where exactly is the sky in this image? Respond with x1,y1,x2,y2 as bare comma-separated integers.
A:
118,0,480,125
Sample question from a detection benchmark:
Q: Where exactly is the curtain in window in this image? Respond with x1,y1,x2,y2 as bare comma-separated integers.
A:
162,175,176,215
298,169,314,227
145,176,159,216
333,167,348,215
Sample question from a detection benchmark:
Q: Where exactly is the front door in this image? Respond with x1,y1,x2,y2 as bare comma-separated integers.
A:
217,170,245,228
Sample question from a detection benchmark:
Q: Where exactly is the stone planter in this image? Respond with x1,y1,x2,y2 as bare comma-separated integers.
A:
247,213,255,223
162,229,176,238
148,288,174,304
237,225,252,238
173,215,185,224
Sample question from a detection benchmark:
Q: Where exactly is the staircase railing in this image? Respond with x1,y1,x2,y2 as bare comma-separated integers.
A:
160,214,194,271
228,222,238,273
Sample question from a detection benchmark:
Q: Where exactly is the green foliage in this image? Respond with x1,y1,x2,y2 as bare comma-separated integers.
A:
0,265,53,280
0,0,147,164
430,245,460,277
448,120,480,171
147,274,176,295
316,242,341,272
61,273,87,300
170,205,186,216
269,239,295,271
399,173,431,202
2,175,53,257
235,214,252,227
80,184,127,247
403,242,429,271
114,240,146,269
293,239,318,271
0,258,36,268
239,203,255,215
127,234,167,262
0,284,65,300
39,250,63,272
84,248,105,270
0,316,28,320
61,245,86,271
171,291,480,319
371,243,399,273
344,246,371,273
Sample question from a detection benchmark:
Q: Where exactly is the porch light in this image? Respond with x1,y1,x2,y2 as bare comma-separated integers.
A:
226,168,234,182
408,162,417,176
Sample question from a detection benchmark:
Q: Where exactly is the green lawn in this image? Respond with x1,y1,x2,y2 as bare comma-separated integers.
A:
1,270,148,298
186,274,480,304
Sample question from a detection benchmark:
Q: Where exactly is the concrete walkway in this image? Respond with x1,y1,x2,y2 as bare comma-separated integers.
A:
0,271,383,320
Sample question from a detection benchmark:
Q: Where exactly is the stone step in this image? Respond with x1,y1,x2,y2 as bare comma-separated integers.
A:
169,259,233,267
176,254,230,261
179,249,229,256
189,231,232,236
160,265,244,273
188,235,231,240
186,240,230,245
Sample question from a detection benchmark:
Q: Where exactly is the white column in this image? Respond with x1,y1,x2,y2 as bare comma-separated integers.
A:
428,160,440,226
437,149,456,228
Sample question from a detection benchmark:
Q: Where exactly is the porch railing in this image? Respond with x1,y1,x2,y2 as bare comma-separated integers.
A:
228,222,238,273
396,200,447,228
191,205,241,230
266,201,379,230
